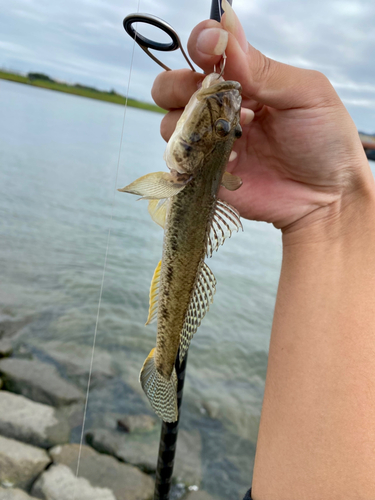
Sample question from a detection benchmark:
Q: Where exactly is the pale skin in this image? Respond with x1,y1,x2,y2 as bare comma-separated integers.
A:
151,3,375,500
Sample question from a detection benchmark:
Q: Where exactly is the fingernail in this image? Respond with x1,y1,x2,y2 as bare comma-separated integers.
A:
241,108,255,125
221,0,236,34
229,151,238,162
196,28,228,56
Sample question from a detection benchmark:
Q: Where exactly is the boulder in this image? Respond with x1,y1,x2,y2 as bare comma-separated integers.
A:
0,358,84,407
49,444,154,500
0,435,50,490
184,492,218,500
38,341,114,388
31,464,116,500
0,488,37,499
0,317,32,341
86,427,202,485
0,340,13,358
0,392,70,448
85,427,158,473
117,414,156,433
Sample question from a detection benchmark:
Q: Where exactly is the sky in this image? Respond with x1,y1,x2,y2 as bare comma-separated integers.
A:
1,0,375,133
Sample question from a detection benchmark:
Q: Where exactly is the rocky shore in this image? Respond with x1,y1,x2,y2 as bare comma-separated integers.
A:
0,317,218,500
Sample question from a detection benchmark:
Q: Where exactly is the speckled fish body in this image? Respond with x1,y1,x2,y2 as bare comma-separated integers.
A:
119,73,243,421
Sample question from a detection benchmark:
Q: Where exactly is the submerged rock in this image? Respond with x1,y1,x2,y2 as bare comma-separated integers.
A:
0,317,32,341
0,358,84,407
31,464,116,500
184,492,218,500
49,444,154,500
0,340,13,358
86,427,158,473
86,427,202,485
0,435,50,490
0,488,37,499
0,392,70,448
38,341,114,388
117,414,156,433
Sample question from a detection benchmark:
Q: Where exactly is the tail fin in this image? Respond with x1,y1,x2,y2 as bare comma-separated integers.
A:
139,348,178,422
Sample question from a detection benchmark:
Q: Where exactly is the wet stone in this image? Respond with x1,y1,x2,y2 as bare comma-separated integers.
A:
0,488,37,499
86,427,202,485
0,435,50,490
0,317,32,341
184,492,218,500
0,358,84,407
117,414,157,433
31,464,116,500
0,392,70,448
49,444,154,500
38,341,115,388
0,340,13,358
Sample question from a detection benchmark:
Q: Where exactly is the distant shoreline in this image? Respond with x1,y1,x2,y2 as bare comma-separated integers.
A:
0,70,166,114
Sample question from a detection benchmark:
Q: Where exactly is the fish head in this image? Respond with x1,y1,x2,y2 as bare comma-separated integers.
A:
164,73,242,175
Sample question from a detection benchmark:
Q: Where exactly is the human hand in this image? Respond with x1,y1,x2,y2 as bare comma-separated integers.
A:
152,1,373,232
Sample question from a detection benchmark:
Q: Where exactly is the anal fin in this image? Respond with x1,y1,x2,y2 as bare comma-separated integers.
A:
139,348,178,422
179,261,217,364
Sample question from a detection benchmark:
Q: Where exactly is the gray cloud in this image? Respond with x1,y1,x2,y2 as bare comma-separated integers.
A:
1,0,374,131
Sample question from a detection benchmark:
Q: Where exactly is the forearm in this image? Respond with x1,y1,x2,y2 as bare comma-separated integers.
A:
252,174,375,500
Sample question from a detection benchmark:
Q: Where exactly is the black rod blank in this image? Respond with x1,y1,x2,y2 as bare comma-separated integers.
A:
153,354,187,500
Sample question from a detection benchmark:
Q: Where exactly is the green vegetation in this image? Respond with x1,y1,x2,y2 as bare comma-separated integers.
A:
0,70,165,114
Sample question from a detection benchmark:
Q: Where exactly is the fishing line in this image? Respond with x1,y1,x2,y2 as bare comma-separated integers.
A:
75,0,141,478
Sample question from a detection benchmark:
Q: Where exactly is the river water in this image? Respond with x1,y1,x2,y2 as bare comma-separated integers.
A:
1,79,373,497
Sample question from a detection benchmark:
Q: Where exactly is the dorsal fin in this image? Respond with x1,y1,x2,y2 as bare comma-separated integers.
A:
179,261,217,363
145,260,162,325
206,200,243,258
148,199,168,228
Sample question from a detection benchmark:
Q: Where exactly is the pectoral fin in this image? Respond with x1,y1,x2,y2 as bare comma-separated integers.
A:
221,171,242,191
118,171,191,200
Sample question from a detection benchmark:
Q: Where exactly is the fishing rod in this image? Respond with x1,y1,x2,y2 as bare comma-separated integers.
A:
123,1,232,498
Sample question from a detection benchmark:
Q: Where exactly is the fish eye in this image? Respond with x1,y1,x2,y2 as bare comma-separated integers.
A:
215,119,231,137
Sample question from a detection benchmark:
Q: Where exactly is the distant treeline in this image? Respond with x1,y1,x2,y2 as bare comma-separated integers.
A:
0,70,165,113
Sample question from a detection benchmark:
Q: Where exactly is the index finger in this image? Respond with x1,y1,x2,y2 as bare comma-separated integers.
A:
151,69,204,110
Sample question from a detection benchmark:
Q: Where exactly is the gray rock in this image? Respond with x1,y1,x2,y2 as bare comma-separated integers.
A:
0,340,13,358
0,317,32,341
0,435,50,490
49,444,154,500
85,428,159,473
38,341,114,388
0,488,37,500
86,427,202,484
184,492,218,500
117,414,156,433
31,464,116,500
0,392,70,448
0,358,84,407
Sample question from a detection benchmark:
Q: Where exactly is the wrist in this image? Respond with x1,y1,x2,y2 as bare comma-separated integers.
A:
281,162,375,249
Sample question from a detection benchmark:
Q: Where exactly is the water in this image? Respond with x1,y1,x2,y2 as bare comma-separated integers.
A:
3,79,371,497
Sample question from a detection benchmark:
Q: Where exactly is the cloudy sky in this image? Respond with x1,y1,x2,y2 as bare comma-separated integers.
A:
1,0,375,132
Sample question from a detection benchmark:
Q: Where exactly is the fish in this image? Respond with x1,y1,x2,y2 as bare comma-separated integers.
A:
119,73,243,422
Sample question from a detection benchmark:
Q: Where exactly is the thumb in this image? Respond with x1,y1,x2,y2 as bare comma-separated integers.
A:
188,0,338,110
